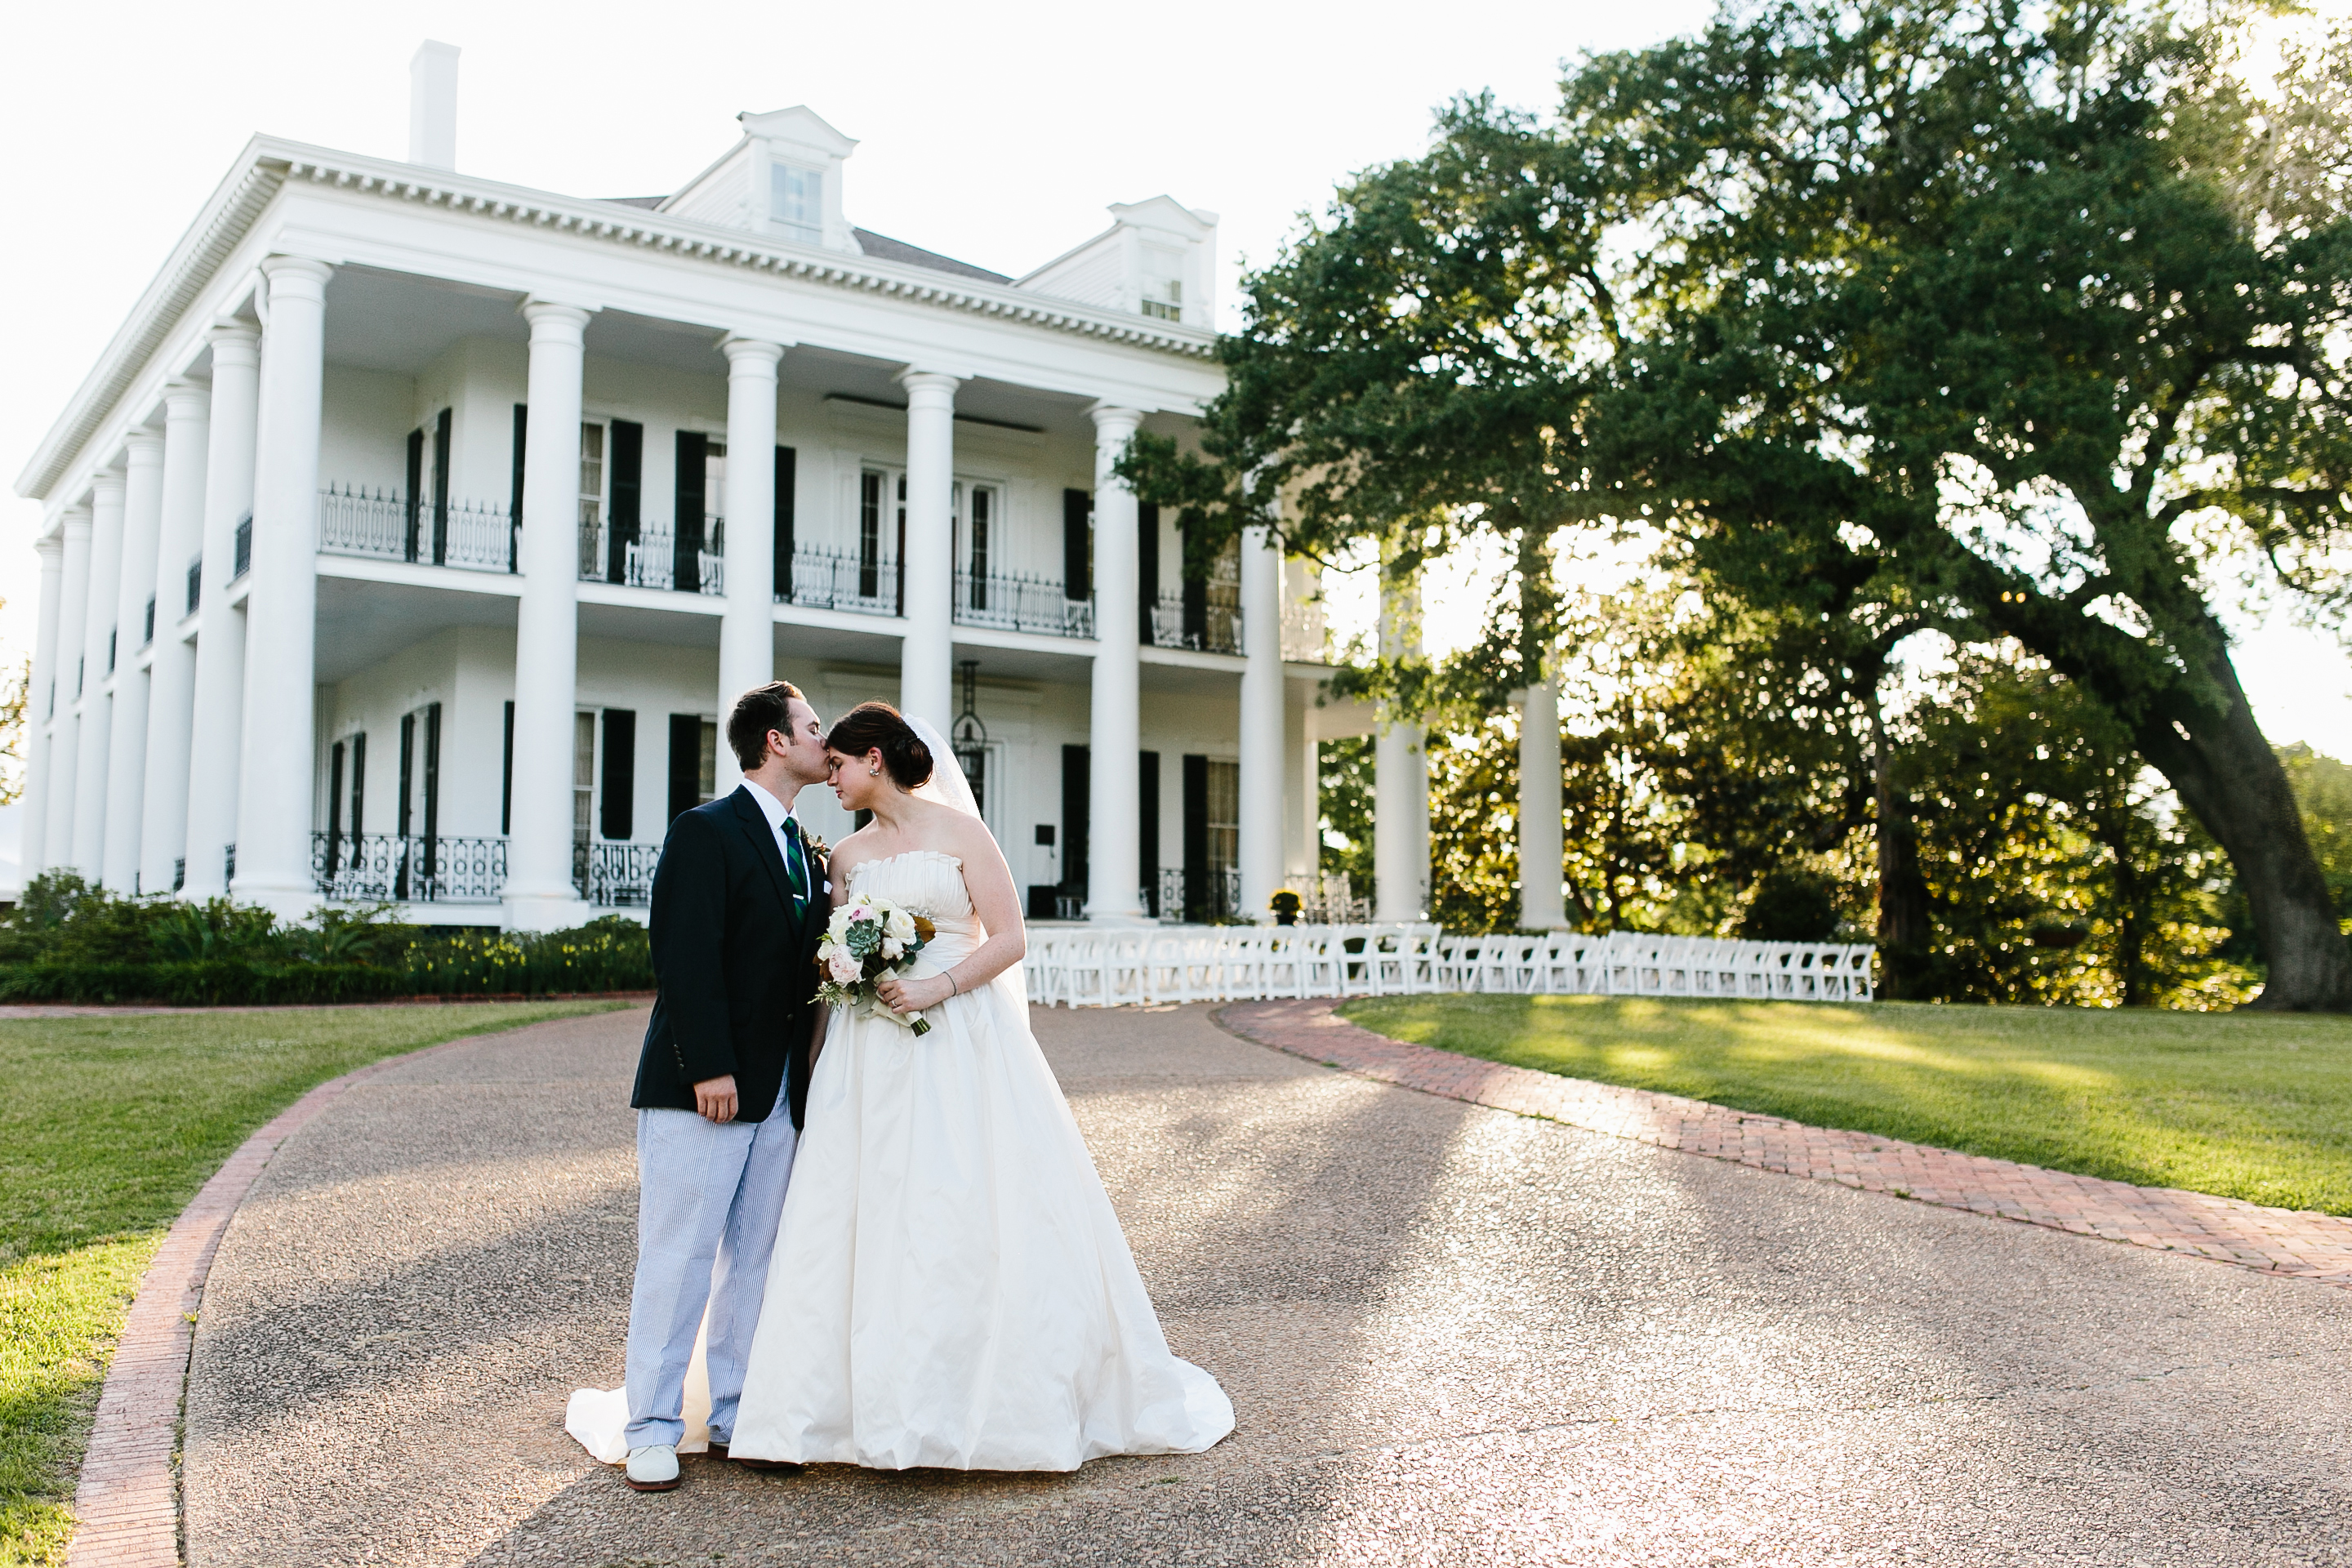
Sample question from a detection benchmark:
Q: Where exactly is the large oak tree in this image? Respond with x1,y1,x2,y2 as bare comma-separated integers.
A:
1579,0,2352,1007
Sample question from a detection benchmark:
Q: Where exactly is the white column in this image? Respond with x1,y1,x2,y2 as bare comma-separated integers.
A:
140,382,209,897
502,300,596,933
102,430,164,891
72,472,125,878
715,336,785,794
183,323,259,902
1237,520,1285,923
232,256,332,918
1518,679,1567,929
898,370,960,728
1374,552,1431,921
45,507,91,871
21,535,65,882
1085,406,1145,923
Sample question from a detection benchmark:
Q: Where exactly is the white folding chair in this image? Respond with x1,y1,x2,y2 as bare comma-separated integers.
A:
1060,934,1109,1008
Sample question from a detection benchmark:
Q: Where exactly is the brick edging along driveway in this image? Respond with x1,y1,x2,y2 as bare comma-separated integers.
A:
61,1022,587,1568
1217,996,2352,1289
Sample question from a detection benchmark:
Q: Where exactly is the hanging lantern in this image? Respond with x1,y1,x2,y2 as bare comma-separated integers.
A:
951,659,988,819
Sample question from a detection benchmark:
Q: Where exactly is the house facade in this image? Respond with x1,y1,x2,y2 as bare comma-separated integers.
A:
15,86,1416,932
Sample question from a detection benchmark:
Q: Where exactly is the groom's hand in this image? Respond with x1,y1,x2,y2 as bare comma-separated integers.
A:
693,1074,739,1124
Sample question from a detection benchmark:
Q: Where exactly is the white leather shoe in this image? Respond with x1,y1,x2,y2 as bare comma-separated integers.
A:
624,1444,680,1492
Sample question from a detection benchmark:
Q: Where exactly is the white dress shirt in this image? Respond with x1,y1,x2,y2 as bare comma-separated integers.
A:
741,779,808,902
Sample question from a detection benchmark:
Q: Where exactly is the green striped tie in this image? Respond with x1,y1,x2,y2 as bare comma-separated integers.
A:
782,816,809,909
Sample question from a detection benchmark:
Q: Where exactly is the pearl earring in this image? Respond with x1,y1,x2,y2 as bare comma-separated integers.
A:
868,764,880,776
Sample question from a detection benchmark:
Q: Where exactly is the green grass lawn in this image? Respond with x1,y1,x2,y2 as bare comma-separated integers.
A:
1341,994,2352,1216
0,1000,626,1566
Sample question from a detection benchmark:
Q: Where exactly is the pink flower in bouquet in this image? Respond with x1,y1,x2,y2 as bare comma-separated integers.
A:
826,949,862,984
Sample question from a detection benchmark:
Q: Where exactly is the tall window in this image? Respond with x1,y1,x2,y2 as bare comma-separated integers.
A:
579,422,605,575
573,712,596,844
771,163,822,245
1205,760,1240,879
1141,247,1185,320
697,719,717,805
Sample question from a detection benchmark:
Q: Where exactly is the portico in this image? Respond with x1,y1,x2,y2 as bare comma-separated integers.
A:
15,88,1412,931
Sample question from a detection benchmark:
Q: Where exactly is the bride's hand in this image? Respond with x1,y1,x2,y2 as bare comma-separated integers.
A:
874,973,956,1013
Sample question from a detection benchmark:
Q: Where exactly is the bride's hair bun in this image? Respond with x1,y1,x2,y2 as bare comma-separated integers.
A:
824,702,933,790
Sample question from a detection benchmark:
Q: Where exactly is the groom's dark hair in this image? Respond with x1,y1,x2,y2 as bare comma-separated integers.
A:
727,680,807,770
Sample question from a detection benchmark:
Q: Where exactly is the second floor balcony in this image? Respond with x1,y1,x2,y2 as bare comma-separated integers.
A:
320,485,515,572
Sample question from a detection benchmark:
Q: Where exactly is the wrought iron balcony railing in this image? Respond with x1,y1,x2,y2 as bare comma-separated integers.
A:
574,841,662,906
955,571,1094,639
1148,584,1243,654
1281,597,1330,662
232,514,251,581
1155,866,1243,924
777,544,902,617
578,515,725,595
318,485,514,572
313,831,506,903
185,555,201,615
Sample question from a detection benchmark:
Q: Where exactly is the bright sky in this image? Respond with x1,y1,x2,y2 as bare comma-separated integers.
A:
2,0,2349,823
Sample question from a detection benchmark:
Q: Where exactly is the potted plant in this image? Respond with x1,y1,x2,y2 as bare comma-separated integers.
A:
1269,888,1303,926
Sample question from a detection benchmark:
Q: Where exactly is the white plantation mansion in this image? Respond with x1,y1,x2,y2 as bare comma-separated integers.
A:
13,51,1437,933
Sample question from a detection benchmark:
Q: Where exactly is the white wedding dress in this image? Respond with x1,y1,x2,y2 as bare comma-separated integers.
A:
724,845,1234,1470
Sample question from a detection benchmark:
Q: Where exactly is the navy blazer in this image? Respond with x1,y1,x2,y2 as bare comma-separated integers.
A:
632,786,825,1128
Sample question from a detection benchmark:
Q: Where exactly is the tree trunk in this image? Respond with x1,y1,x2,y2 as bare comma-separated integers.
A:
2127,635,2352,1012
1866,688,1933,998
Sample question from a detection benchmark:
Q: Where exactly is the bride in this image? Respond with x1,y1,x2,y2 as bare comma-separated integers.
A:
724,702,1233,1471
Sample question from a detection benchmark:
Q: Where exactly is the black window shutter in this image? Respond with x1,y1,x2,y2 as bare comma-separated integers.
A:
327,742,345,840
675,431,707,592
1138,502,1160,645
600,709,636,840
431,408,452,564
1062,489,1091,601
773,444,796,601
1139,750,1160,915
508,405,527,572
351,731,367,839
608,419,642,583
500,702,514,835
667,714,702,824
1061,743,1090,895
1182,754,1209,921
406,430,425,562
398,714,416,837
421,702,442,844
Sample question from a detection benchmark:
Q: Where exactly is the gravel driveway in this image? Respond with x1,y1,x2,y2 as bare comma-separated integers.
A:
181,1003,2352,1566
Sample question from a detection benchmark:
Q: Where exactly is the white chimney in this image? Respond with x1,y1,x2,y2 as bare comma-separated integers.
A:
408,41,460,171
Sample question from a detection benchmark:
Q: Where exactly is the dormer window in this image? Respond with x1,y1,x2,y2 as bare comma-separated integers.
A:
1140,244,1186,320
1140,279,1182,321
771,163,822,245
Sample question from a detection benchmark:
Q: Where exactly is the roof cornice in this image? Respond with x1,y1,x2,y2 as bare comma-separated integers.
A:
18,136,1218,503
16,142,284,502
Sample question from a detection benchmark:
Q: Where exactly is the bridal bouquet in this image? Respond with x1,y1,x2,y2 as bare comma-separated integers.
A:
815,893,938,1036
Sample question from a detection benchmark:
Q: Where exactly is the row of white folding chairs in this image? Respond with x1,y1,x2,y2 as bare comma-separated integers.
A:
1432,933,1876,1003
1025,923,1450,1008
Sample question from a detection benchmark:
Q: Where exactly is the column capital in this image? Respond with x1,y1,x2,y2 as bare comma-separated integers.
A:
125,428,165,466
206,318,261,366
896,368,962,405
1088,403,1144,438
91,470,126,506
722,335,787,370
260,254,333,296
60,503,91,541
163,379,211,417
521,299,595,337
35,532,62,563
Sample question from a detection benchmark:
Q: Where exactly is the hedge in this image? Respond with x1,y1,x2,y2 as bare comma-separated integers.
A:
0,961,415,1006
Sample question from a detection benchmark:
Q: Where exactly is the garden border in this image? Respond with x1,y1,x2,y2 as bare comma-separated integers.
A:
1217,996,2352,1289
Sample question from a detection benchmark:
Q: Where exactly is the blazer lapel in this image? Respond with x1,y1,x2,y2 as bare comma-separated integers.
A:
728,787,796,920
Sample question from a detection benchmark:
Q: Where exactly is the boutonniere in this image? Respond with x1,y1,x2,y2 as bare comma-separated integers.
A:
802,831,830,862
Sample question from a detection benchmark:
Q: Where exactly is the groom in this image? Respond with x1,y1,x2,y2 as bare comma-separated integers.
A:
620,680,832,1492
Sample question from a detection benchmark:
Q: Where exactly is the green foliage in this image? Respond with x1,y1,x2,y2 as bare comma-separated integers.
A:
2282,744,2352,925
400,916,653,997
1316,736,1377,891
0,875,651,1002
1427,720,1525,934
1741,870,1843,942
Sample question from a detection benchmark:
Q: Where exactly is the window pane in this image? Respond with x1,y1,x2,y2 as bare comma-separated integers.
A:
697,719,718,803
1206,760,1239,873
574,712,597,842
771,164,822,243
